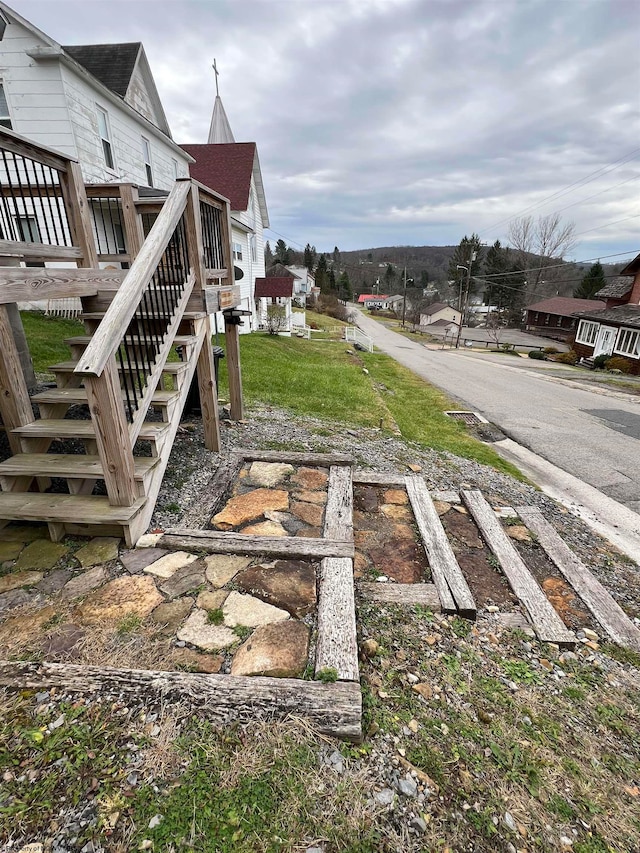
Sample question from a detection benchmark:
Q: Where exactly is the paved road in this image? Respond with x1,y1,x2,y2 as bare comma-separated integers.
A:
354,310,640,514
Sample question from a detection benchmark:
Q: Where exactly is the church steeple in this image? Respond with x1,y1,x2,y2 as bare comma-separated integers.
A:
207,59,235,144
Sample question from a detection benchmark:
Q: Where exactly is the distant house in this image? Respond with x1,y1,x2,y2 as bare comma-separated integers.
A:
419,302,461,327
255,275,294,335
286,265,315,302
524,297,605,342
358,293,390,310
572,256,640,372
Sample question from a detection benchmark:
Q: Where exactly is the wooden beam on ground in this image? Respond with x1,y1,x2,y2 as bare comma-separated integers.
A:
323,466,353,542
516,505,640,652
352,470,406,486
462,490,575,646
179,452,245,528
160,529,355,559
359,582,441,610
224,315,243,421
0,661,362,743
315,557,359,682
0,268,126,304
405,475,475,617
242,450,353,466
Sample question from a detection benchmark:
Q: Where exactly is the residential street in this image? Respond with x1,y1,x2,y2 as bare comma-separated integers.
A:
354,310,640,516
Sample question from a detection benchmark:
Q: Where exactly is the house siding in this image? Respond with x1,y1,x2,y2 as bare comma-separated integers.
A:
229,176,265,333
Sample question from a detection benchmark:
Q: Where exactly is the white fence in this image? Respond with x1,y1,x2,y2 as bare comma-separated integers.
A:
45,298,82,318
345,326,373,352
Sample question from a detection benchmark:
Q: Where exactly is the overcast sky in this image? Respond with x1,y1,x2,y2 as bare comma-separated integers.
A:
13,0,640,262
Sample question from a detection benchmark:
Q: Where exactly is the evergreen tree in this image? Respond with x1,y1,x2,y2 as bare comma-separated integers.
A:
315,254,329,293
328,269,337,291
275,238,290,265
420,270,429,289
447,234,484,291
574,261,606,299
333,245,341,272
383,263,396,290
303,243,316,272
265,241,273,268
338,270,352,300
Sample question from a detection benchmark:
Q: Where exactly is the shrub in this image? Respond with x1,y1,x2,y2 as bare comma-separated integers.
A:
528,350,545,360
543,346,559,354
554,350,578,365
316,294,350,322
593,354,608,369
604,356,634,374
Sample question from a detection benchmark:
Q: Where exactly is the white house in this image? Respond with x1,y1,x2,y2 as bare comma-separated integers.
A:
0,1,192,190
419,302,462,327
254,276,294,335
286,265,315,303
182,94,269,334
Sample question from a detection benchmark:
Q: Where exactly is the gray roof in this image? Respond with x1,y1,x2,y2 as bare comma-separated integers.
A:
595,276,633,299
575,304,640,328
62,43,141,98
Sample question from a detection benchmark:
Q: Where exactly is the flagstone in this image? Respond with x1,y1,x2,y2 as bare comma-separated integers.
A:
204,554,251,587
158,562,205,599
383,489,409,505
230,621,310,678
235,560,316,618
150,598,194,636
212,488,289,530
241,520,288,536
144,551,198,579
14,540,68,571
36,569,73,595
223,590,289,628
291,467,328,490
291,501,324,527
294,490,327,506
135,532,163,548
120,548,169,574
380,504,413,522
248,461,294,487
170,647,224,673
0,570,44,594
196,589,228,611
74,537,120,568
0,604,56,651
0,524,48,542
177,608,237,650
43,624,86,658
0,541,24,562
75,575,163,625
61,566,108,600
0,588,36,614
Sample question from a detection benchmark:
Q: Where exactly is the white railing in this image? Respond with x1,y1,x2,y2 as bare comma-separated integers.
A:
345,326,373,352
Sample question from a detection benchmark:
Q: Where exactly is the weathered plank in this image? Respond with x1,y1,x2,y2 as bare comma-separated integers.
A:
0,661,362,743
315,557,359,682
323,466,353,542
0,240,83,261
516,505,640,652
359,582,441,610
462,490,575,646
0,268,126,304
352,470,406,486
160,530,355,559
0,303,36,454
242,449,353,466
179,452,245,529
223,315,243,421
405,475,475,617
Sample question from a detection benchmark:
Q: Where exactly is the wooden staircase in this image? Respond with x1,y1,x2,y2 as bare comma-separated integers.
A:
0,127,243,546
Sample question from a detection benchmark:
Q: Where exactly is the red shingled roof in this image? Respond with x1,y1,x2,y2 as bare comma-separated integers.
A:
180,142,256,211
358,293,389,303
255,277,294,298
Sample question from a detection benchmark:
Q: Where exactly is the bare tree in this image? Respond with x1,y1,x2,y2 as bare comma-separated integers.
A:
507,214,577,299
265,304,288,335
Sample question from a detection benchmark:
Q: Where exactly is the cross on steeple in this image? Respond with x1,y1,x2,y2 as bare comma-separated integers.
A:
212,58,220,96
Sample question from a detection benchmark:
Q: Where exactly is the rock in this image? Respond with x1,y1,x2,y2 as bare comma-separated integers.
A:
35,569,73,594
247,461,294,487
170,647,223,673
353,552,369,578
396,775,418,797
407,464,422,473
391,523,414,540
539,658,554,671
296,526,321,538
0,605,55,652
120,548,169,574
379,504,412,522
292,467,328,490
383,489,408,505
0,541,24,561
75,575,163,625
61,566,108,600
150,598,194,636
355,487,378,513
410,816,427,833
241,520,288,536
212,489,290,530
459,769,473,791
294,490,327,506
408,718,419,733
43,624,85,658
361,638,379,658
176,609,237,650
204,554,251,587
144,551,199,579
0,569,43,594
0,524,47,542
135,533,163,548
230,621,309,677
412,683,432,700
443,512,483,548
14,540,69,571
503,812,517,833
374,788,395,807
583,628,598,641
223,591,290,628
158,562,205,599
506,525,531,542
235,560,316,617
148,815,163,829
74,538,120,568
0,588,35,614
291,501,324,527
196,589,228,611
433,501,451,516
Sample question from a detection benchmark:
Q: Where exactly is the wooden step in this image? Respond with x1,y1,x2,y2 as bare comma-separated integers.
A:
32,387,179,409
48,360,189,376
81,311,206,321
12,420,169,442
0,492,145,524
64,335,198,350
0,453,159,482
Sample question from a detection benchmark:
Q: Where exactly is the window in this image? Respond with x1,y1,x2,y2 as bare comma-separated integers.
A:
0,82,12,129
615,327,640,357
96,107,114,170
141,137,153,186
0,12,8,41
15,215,41,243
233,241,243,261
576,319,599,346
171,158,179,180
249,234,257,263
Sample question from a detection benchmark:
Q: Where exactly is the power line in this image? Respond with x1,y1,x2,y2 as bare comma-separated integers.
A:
573,213,640,239
472,248,638,281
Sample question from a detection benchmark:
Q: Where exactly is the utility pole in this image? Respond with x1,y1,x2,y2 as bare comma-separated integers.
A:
401,266,407,326
455,251,476,349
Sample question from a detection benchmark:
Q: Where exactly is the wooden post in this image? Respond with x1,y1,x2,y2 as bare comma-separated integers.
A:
224,313,243,421
84,358,137,506
0,255,36,392
183,183,221,450
119,184,144,259
0,299,36,455
59,161,99,269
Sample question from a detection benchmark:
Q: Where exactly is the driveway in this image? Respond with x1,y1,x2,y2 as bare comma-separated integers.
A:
354,309,640,516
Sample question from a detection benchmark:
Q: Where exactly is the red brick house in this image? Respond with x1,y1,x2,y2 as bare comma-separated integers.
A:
572,254,640,373
524,297,605,342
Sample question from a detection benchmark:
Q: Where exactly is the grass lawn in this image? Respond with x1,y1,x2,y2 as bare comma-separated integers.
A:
20,311,84,375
